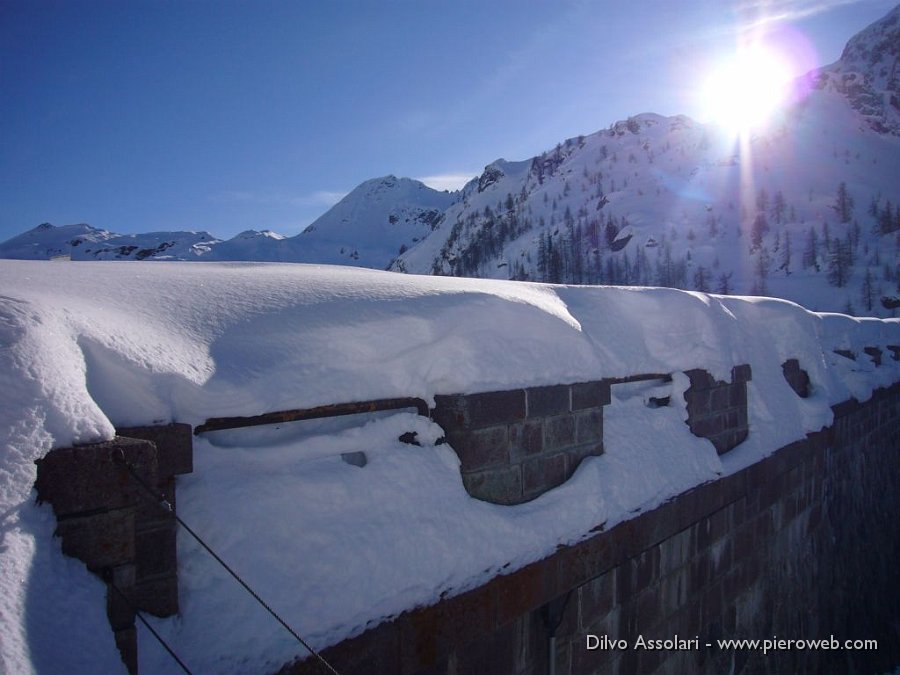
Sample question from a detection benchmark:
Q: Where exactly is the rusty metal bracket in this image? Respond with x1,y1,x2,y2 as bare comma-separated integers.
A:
194,397,431,435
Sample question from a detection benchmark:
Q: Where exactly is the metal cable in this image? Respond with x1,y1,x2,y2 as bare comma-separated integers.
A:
117,456,340,675
107,580,193,674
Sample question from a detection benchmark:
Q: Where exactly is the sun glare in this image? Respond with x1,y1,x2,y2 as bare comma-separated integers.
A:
701,45,793,135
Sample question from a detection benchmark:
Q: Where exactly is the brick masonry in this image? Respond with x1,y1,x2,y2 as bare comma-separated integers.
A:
34,423,192,674
433,382,610,505
684,366,751,455
281,381,900,675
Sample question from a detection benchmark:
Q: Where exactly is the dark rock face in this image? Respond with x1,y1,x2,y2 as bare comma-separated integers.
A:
477,165,505,193
817,6,900,136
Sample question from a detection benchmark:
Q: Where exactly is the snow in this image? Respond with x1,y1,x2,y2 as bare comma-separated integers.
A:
4,11,898,321
0,259,898,673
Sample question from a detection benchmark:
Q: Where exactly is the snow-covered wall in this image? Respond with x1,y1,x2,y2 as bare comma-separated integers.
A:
1,260,898,674
284,383,900,675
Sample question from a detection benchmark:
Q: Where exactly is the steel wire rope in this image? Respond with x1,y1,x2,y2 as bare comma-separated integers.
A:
115,453,340,675
106,579,193,674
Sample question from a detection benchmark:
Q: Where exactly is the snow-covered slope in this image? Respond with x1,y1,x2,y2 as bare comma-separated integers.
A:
0,177,455,269
0,223,222,261
0,222,119,259
285,175,456,268
816,4,900,136
2,8,898,318
388,7,900,316
1,260,898,673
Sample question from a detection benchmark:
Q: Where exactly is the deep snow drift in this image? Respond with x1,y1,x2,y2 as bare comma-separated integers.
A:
0,260,898,673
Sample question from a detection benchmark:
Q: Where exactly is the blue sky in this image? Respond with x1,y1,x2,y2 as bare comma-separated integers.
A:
1,0,896,242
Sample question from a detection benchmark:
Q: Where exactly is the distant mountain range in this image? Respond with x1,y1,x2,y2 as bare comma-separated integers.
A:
3,6,899,316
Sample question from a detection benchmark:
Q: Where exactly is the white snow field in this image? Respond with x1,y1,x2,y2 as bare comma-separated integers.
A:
1,260,898,673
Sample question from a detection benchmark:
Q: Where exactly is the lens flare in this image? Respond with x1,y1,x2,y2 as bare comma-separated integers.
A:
700,44,794,135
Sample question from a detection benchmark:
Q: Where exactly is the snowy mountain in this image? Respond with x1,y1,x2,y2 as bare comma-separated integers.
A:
816,4,900,136
0,176,454,267
288,175,456,267
0,223,221,261
2,7,898,316
389,7,900,316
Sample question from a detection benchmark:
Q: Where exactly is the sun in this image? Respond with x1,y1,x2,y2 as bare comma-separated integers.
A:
700,44,793,135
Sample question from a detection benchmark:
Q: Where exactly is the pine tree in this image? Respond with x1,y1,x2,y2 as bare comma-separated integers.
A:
754,246,771,295
773,190,786,224
693,265,710,292
717,271,732,295
862,267,875,312
834,182,854,223
537,231,548,278
802,226,819,271
879,200,896,234
756,188,769,214
751,213,769,250
826,240,852,287
780,230,792,275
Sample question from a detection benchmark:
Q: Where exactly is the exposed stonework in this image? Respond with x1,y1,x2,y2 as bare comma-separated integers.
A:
433,381,610,504
282,382,900,675
684,365,751,455
34,424,192,674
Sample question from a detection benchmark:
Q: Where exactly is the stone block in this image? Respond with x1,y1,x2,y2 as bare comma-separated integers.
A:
433,389,525,429
711,430,744,455
117,423,193,477
730,382,748,407
462,465,522,505
445,426,509,471
508,421,543,459
278,619,400,675
543,416,576,452
494,562,549,627
566,443,604,473
133,574,179,617
710,386,731,410
450,621,518,675
523,453,567,497
574,409,603,444
658,527,691,576
690,415,723,438
572,380,611,410
134,521,177,580
34,437,158,518
632,546,660,593
579,572,615,630
685,368,716,390
106,564,136,631
526,384,570,418
731,364,752,383
114,626,138,675
55,507,135,570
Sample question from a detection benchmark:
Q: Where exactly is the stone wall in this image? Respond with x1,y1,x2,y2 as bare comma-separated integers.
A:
432,366,752,504
433,381,610,505
684,365,751,455
34,423,192,674
282,381,900,675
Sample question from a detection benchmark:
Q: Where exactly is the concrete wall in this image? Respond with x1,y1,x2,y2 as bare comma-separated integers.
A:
282,381,900,675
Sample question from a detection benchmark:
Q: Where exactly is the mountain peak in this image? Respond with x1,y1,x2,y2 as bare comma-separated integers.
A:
817,5,900,135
